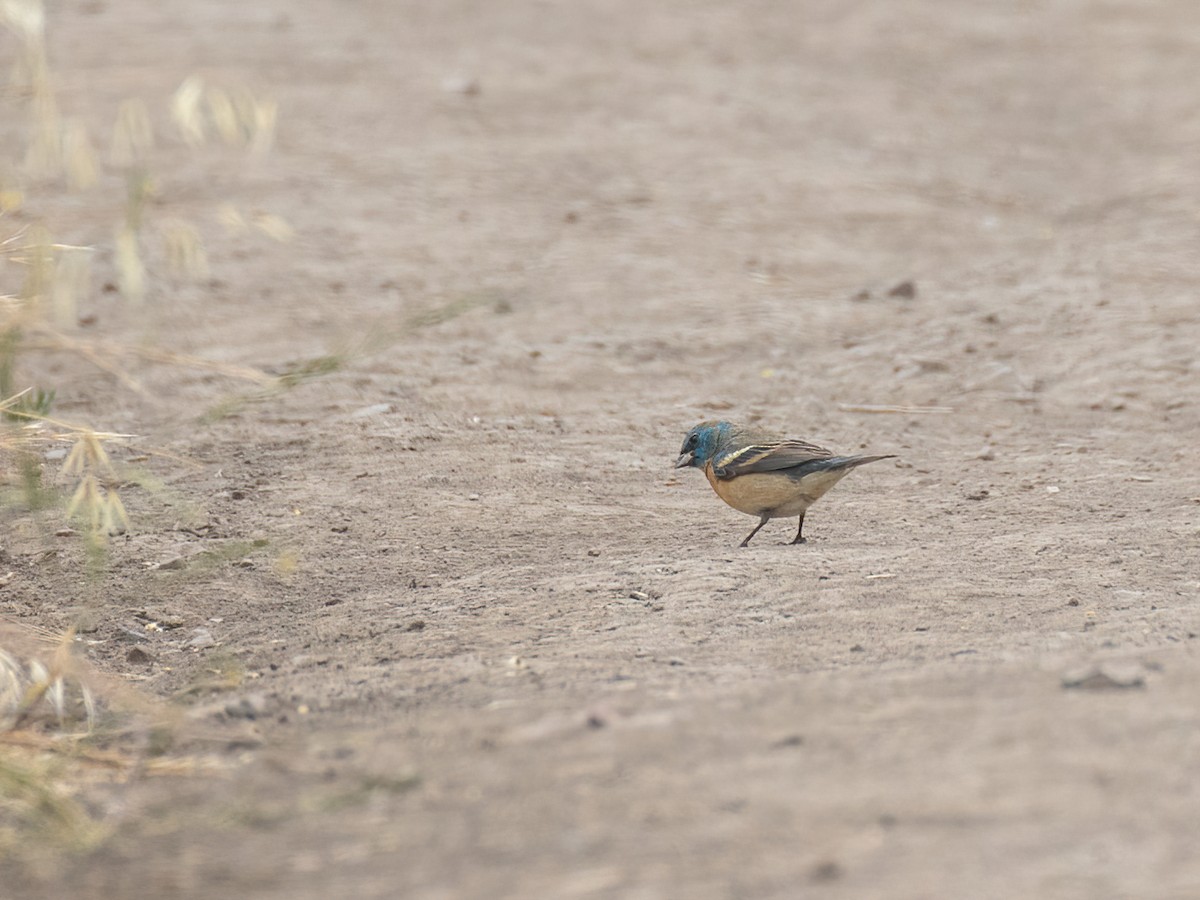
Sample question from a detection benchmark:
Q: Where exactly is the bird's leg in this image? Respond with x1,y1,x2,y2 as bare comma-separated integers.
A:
789,512,807,545
740,515,771,548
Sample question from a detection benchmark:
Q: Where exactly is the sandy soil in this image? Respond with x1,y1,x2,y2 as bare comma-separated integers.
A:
4,1,1200,897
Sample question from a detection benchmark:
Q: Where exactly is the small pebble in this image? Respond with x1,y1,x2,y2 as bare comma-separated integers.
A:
441,76,480,95
73,610,102,634
348,403,392,419
225,693,269,720
811,860,844,882
185,628,216,650
1062,667,1145,691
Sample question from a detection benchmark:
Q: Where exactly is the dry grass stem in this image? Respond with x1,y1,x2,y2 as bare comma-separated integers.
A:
838,404,955,414
109,97,155,167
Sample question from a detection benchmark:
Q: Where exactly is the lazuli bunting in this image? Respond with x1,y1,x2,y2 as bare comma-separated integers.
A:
675,420,895,547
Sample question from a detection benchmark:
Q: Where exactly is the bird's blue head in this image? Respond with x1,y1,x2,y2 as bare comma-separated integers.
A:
675,420,730,469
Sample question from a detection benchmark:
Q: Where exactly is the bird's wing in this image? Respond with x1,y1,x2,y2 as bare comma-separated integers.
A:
712,439,834,478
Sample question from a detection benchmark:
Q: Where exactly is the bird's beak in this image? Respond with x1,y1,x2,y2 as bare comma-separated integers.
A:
675,451,694,469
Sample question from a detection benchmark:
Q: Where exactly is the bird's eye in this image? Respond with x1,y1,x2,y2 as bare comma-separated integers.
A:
687,434,699,448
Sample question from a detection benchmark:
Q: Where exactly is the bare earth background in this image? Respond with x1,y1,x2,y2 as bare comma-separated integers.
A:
3,1,1200,897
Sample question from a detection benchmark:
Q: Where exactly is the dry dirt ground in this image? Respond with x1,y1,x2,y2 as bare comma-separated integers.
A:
4,1,1200,897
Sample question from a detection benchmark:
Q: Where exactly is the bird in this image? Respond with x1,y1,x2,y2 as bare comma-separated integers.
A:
674,420,895,547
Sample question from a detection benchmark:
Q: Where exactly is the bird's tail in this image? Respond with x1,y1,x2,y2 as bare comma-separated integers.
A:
809,454,897,472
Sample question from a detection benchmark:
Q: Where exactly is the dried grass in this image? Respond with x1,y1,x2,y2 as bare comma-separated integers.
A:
0,626,111,855
0,621,245,860
172,75,277,154
0,4,319,866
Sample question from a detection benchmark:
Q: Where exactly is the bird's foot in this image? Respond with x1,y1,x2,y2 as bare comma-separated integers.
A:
788,537,808,545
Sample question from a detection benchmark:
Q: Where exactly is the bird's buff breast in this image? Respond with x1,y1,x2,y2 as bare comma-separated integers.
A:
704,463,840,518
